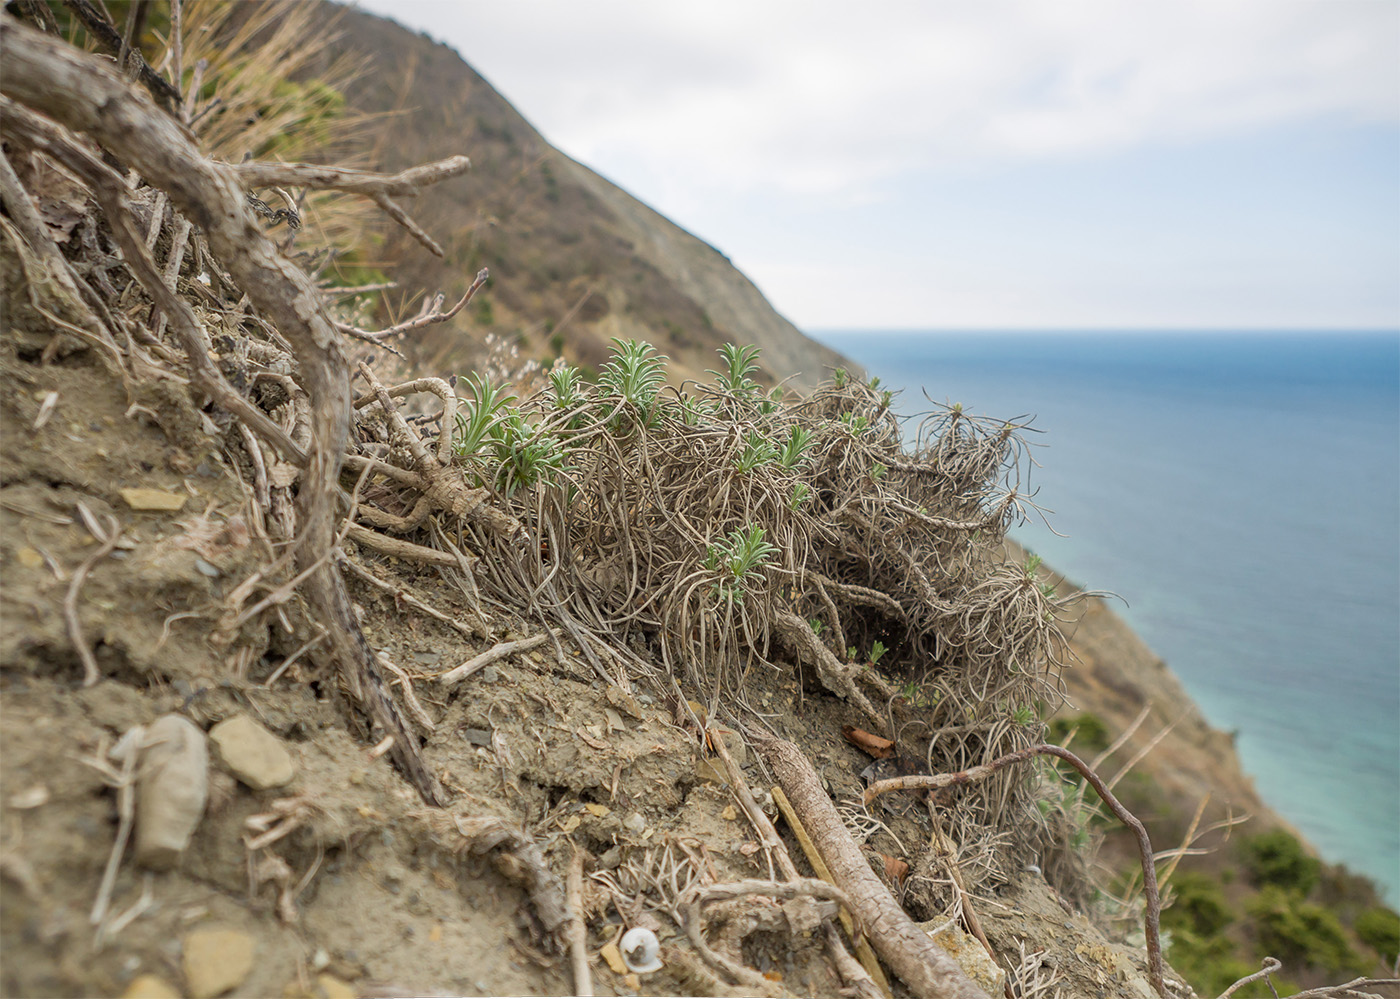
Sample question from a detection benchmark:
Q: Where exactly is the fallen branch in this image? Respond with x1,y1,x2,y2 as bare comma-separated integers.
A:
863,742,1164,997
755,733,990,999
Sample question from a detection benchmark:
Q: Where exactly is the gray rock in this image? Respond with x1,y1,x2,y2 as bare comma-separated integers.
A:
134,714,208,870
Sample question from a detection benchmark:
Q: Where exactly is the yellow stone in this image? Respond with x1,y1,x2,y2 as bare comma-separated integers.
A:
120,488,188,511
183,926,256,998
584,803,611,817
16,547,43,568
316,974,357,999
600,941,628,975
122,975,181,999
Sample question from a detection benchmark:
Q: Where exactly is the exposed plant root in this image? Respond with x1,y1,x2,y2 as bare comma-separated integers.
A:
771,785,892,999
863,743,1164,997
64,505,123,687
445,814,570,947
755,733,991,999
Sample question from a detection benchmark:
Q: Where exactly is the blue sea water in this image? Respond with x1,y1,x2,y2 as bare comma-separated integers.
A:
814,330,1400,906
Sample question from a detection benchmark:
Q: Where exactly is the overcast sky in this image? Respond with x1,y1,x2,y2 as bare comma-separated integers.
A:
354,0,1399,331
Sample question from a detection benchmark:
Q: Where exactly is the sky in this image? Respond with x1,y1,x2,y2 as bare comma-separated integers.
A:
354,1,1400,331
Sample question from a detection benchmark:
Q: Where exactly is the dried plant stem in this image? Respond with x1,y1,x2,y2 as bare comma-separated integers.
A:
863,742,1164,998
65,509,122,687
756,734,990,999
339,554,486,639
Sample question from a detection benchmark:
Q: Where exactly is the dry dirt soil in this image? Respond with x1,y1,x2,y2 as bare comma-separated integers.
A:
0,303,1170,997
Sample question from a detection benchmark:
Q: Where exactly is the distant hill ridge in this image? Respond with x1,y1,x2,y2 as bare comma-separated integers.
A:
324,2,854,387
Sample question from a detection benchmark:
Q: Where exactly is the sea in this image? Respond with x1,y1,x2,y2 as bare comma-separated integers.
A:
814,329,1400,907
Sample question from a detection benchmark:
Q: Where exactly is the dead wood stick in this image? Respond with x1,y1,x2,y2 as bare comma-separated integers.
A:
1217,958,1283,999
754,734,990,999
233,157,471,257
711,729,793,881
566,847,593,997
343,523,461,566
58,0,182,111
713,731,884,996
863,742,1164,998
772,785,891,999
0,19,454,806
925,804,1007,999
437,632,555,686
823,922,886,999
338,267,489,341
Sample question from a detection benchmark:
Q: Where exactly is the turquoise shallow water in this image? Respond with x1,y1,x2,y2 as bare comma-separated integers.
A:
814,330,1400,905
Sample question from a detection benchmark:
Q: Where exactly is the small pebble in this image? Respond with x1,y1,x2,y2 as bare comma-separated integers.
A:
134,714,208,869
182,926,256,998
122,974,181,999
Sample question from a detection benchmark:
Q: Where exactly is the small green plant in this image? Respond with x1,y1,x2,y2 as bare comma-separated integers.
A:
868,640,887,666
1024,553,1043,578
491,413,565,497
788,482,810,511
454,373,516,468
839,412,869,433
808,618,825,636
599,338,667,425
734,431,778,473
548,360,584,410
846,646,858,661
832,368,848,388
1010,704,1035,726
702,523,778,603
871,462,887,481
776,426,815,470
708,343,763,400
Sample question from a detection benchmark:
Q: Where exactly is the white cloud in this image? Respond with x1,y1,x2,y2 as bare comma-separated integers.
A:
361,0,1399,202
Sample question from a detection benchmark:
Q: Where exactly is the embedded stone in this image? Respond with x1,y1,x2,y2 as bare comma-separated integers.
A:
209,714,295,790
183,926,256,998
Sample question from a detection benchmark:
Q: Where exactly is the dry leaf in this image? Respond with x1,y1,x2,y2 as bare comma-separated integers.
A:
880,853,909,887
842,725,895,759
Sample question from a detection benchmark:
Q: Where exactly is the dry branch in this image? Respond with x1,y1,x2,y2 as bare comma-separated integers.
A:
0,17,457,806
755,733,991,999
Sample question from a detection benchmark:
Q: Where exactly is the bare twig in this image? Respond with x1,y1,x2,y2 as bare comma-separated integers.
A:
337,267,488,341
437,632,555,687
1218,958,1283,999
65,506,122,687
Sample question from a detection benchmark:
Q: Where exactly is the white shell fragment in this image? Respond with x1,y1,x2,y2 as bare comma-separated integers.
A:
619,927,663,974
